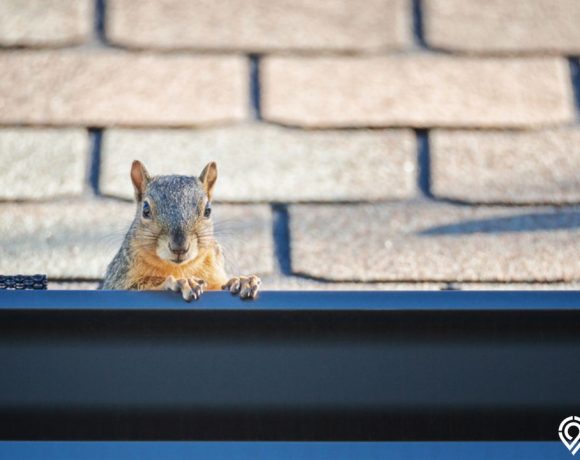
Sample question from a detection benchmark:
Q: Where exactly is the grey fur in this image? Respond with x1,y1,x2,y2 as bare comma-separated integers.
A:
101,218,138,290
101,174,211,290
147,175,204,234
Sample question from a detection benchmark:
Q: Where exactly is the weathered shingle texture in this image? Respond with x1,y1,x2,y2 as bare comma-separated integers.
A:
0,129,88,200
0,0,92,47
100,126,416,202
431,129,580,204
262,56,574,128
107,0,410,52
0,51,248,127
424,0,580,54
0,0,578,291
290,203,580,282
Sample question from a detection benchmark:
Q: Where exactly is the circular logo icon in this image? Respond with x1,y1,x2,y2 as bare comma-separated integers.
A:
560,416,580,455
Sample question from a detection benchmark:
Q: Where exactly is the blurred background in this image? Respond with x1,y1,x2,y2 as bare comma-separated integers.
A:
0,0,578,290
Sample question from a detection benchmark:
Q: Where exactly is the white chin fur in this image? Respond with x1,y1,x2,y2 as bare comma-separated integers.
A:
156,235,198,264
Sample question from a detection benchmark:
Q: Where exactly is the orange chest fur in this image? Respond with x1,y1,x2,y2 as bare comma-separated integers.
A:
127,250,222,290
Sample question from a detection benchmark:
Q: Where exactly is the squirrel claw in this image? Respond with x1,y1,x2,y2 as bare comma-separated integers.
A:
163,276,206,302
222,275,261,299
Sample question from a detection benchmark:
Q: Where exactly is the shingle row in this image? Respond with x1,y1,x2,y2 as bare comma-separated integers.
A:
0,52,575,129
2,127,578,204
1,199,579,282
3,0,580,54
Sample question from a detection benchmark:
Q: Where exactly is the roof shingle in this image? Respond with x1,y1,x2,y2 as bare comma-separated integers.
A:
290,202,580,282
107,0,410,52
431,128,580,204
0,0,92,47
0,128,88,200
424,0,580,54
0,201,273,279
0,51,248,127
262,56,575,128
100,125,417,202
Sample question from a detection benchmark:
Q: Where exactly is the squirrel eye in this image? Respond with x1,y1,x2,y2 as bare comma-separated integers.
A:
204,202,212,218
142,201,152,219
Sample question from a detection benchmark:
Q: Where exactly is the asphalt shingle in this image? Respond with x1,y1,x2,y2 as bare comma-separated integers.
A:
107,0,410,52
0,51,248,127
424,0,580,54
100,125,417,202
262,56,574,129
0,128,89,200
0,201,273,280
431,128,580,204
0,0,91,47
290,202,580,282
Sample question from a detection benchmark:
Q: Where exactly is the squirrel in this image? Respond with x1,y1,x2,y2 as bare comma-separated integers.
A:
101,160,261,301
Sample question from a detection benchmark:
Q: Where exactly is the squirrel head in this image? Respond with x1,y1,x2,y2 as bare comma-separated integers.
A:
129,160,218,265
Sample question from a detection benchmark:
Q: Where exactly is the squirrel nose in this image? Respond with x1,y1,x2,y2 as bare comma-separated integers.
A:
168,242,190,256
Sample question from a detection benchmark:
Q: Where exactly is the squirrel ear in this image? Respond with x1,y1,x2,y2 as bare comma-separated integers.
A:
130,160,150,201
199,161,218,200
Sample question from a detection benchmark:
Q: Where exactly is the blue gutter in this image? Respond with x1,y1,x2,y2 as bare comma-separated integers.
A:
0,290,578,441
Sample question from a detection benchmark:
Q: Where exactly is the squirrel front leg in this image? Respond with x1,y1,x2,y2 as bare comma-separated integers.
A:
223,275,261,299
209,244,262,299
196,267,263,300
162,276,206,302
158,271,261,301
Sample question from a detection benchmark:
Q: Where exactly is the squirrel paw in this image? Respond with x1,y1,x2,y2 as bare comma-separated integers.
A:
163,276,206,302
222,275,261,299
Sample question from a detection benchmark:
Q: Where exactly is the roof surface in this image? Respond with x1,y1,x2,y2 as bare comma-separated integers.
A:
0,0,578,291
